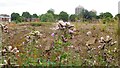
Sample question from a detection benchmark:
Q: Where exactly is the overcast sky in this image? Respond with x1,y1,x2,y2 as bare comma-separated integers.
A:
0,0,119,16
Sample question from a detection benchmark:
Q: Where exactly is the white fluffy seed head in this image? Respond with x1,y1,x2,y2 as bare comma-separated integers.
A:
69,29,74,34
86,44,89,46
16,50,19,53
14,47,17,50
98,45,101,48
114,41,117,44
4,60,7,64
70,45,74,48
100,37,104,40
114,47,117,50
65,22,70,25
106,35,110,40
2,49,6,52
39,45,42,47
8,46,12,51
86,31,92,36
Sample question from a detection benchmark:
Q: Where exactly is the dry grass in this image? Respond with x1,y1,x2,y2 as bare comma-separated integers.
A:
1,22,118,66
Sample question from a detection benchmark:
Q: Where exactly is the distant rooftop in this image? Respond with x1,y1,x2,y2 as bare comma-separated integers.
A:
0,14,10,18
91,9,97,13
0,14,10,17
76,5,84,9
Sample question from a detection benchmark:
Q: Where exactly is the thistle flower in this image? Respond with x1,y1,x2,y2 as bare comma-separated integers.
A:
51,33,55,37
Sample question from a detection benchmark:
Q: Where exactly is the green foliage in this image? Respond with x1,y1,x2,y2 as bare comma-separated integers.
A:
89,11,97,19
69,14,77,22
47,9,55,15
40,13,55,22
59,11,69,22
100,24,106,32
32,14,38,18
92,25,96,30
114,14,120,20
99,12,113,19
99,12,114,24
30,22,42,26
11,12,22,23
22,12,31,18
54,14,59,21
77,9,97,22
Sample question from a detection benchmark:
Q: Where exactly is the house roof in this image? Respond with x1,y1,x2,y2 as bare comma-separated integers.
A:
0,14,10,18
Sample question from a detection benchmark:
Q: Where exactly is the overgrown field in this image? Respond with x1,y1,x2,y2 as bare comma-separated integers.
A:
1,22,119,67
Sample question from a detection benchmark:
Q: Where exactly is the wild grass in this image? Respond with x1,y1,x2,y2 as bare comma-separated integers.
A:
1,21,118,67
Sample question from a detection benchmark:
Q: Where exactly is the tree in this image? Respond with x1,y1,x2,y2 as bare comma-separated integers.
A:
99,12,113,24
89,11,97,19
11,12,22,23
114,14,120,20
79,9,89,22
32,14,38,18
54,14,59,22
69,14,77,22
22,12,31,18
99,12,113,19
47,9,55,15
11,13,20,21
22,12,31,22
59,11,69,22
40,13,55,22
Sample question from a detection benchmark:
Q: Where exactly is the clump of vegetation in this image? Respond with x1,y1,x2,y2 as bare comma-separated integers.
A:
30,22,42,26
100,24,107,32
30,22,53,26
92,25,96,30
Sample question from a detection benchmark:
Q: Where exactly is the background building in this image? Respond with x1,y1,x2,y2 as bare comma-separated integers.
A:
91,9,97,14
75,5,84,15
118,1,120,14
0,14,11,22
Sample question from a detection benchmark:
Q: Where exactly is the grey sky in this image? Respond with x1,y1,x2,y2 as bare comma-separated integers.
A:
0,0,119,16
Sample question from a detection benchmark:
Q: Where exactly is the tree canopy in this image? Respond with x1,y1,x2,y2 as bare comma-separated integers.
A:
69,14,77,22
59,11,69,22
99,12,113,19
11,12,22,23
47,9,55,15
22,12,31,18
40,13,55,22
32,14,38,18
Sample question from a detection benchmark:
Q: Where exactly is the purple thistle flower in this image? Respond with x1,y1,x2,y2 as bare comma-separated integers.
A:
51,33,55,37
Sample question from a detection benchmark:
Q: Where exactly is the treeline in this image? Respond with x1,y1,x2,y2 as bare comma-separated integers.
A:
11,8,120,23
